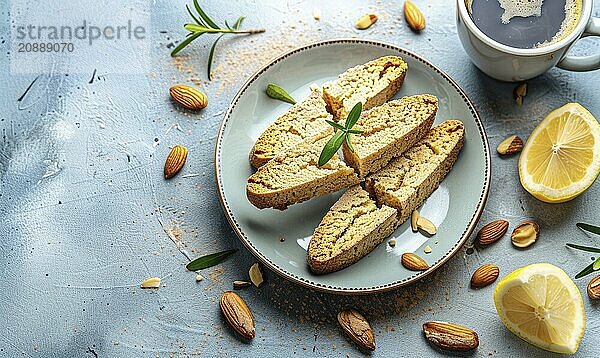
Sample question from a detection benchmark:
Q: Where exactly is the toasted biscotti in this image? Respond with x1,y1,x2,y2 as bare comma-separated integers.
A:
307,185,398,274
365,120,465,222
249,87,333,168
247,129,360,210
322,56,408,120
342,94,438,179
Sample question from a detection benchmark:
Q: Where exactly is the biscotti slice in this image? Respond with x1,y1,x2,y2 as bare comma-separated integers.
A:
247,130,360,210
322,56,408,120
342,94,438,178
250,87,333,168
365,120,465,222
307,185,398,274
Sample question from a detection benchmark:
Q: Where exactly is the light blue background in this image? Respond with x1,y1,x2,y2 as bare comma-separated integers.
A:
1,1,599,356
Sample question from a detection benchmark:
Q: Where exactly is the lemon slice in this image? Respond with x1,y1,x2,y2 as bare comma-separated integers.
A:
518,103,600,203
493,263,585,354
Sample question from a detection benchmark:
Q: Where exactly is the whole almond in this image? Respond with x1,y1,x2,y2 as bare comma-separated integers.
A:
476,220,509,245
423,321,479,352
497,135,524,155
401,252,429,271
337,309,375,351
470,264,500,288
355,14,378,30
220,291,255,340
511,220,540,248
587,275,600,300
404,1,426,31
170,84,208,110
164,145,188,179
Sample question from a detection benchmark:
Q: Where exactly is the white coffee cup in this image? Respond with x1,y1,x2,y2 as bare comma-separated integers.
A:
456,0,600,81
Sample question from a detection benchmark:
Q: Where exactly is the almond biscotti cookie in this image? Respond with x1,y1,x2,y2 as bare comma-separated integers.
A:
322,56,408,120
365,120,465,222
249,87,332,168
246,129,360,210
307,185,398,274
342,94,438,179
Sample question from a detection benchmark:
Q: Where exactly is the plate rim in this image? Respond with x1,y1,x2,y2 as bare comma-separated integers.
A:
214,38,491,295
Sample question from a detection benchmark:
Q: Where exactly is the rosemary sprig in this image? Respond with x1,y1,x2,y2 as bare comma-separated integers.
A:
186,249,238,271
567,222,600,278
171,0,265,80
318,102,363,167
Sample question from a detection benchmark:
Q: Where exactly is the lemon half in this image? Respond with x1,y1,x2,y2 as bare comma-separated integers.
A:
518,103,600,203
493,263,586,354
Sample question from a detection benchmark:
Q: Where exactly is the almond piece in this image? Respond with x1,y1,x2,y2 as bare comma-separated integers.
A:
513,82,527,106
220,291,255,340
401,252,429,271
497,135,524,155
587,275,600,300
337,309,376,351
404,1,426,31
355,14,378,30
511,220,540,248
249,263,264,288
417,215,437,235
411,210,420,232
470,264,500,288
140,277,161,289
233,280,252,289
164,145,188,179
169,84,208,110
476,220,509,245
423,321,479,351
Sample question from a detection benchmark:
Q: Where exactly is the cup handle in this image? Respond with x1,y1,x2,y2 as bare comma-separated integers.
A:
556,17,600,71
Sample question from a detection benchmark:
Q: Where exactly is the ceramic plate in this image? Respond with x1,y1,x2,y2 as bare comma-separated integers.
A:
215,39,490,294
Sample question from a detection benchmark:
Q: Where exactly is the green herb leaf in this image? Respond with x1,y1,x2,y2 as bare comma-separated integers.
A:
171,32,202,56
326,119,345,131
344,102,362,129
207,34,225,81
346,129,363,135
566,243,600,253
575,261,597,279
318,130,345,167
233,16,246,30
265,83,296,104
594,257,600,271
577,223,600,235
186,249,238,271
193,0,219,29
344,133,355,152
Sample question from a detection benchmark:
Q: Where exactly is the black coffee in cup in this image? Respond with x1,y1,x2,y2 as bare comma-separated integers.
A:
466,0,582,49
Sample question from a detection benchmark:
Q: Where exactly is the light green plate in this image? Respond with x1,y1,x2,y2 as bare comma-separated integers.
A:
215,39,490,294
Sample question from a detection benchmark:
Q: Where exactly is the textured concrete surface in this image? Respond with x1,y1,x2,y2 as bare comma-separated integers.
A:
1,0,599,357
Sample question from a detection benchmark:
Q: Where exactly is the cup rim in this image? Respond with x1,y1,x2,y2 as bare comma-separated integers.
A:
457,0,592,56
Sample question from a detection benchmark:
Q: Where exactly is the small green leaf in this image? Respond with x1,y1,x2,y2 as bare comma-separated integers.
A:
266,83,296,104
577,223,600,235
344,133,355,152
318,130,345,167
171,32,203,56
326,120,345,131
193,0,219,29
233,15,246,30
184,23,209,32
566,243,600,254
575,261,596,279
224,20,232,30
344,102,362,129
594,257,600,271
207,34,225,81
186,249,238,271
346,129,363,134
